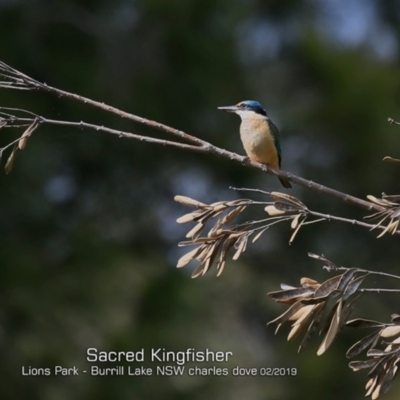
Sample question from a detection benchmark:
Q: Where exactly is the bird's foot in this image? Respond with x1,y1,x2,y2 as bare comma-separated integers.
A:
261,163,269,173
241,155,250,165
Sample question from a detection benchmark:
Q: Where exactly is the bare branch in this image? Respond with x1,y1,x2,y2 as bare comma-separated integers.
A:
0,61,386,213
0,61,205,146
309,253,400,281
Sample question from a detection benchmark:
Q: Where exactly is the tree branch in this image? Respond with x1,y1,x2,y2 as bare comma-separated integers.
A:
0,61,386,214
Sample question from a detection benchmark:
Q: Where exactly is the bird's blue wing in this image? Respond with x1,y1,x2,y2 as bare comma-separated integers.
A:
268,119,282,168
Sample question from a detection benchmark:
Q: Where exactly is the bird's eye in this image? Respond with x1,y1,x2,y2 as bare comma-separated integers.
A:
239,103,245,108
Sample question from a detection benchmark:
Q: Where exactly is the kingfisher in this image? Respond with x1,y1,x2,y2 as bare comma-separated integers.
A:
218,100,292,189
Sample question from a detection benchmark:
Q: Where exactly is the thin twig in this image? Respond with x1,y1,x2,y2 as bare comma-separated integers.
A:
358,288,400,293
388,117,400,126
231,186,400,236
306,210,395,233
324,265,400,281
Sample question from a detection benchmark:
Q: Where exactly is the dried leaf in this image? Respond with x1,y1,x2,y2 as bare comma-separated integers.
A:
391,314,400,323
216,258,226,277
349,358,379,371
340,295,359,326
268,287,315,303
313,275,342,298
289,216,305,244
4,145,17,174
211,202,228,213
383,156,400,163
380,361,398,394
367,349,391,357
270,191,307,208
178,236,215,246
195,243,215,263
174,195,207,207
252,227,269,243
208,208,226,221
228,230,244,240
367,195,391,207
383,195,400,203
337,268,362,292
198,261,212,277
389,219,399,234
346,331,381,358
302,292,338,305
18,118,39,150
317,299,343,355
342,273,368,300
176,211,203,223
319,300,341,336
367,353,391,378
380,326,400,338
300,277,320,288
366,376,379,399
372,218,391,234
280,283,296,290
191,262,207,279
176,246,203,268
220,205,246,225
391,208,400,218
391,336,400,345
274,202,301,213
232,235,247,260
191,241,220,278
186,222,204,238
308,253,324,260
225,199,247,207
207,219,223,237
264,205,286,216
291,214,301,229
216,238,235,277
287,305,316,341
200,241,220,276
268,301,305,327
346,318,384,329
377,220,397,238
364,210,387,222
298,302,327,352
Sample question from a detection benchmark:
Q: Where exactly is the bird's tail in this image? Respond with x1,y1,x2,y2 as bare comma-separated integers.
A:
279,176,292,189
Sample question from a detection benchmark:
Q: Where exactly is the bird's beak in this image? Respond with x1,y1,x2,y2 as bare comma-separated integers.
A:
217,105,239,113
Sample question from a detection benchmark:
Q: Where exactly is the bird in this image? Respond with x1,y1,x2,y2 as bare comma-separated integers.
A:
218,100,292,189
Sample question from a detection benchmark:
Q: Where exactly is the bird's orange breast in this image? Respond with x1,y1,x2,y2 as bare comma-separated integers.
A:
239,118,280,169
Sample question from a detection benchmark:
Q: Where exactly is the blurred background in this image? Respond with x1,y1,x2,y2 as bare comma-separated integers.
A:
1,0,400,399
